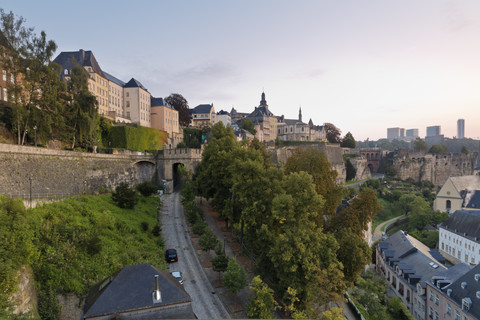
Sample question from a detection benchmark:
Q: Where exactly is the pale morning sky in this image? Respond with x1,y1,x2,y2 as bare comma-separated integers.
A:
3,1,480,140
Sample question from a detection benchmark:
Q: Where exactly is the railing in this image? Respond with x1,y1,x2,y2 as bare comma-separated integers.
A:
6,193,75,200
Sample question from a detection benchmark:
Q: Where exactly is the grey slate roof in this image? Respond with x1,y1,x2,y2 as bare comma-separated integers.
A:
124,78,147,90
462,190,480,209
53,49,105,78
151,97,166,107
103,71,125,87
83,264,192,319
378,230,447,289
192,104,213,114
440,210,480,241
449,176,480,194
445,264,480,318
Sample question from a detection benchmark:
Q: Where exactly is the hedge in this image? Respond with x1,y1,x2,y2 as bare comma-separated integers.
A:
109,125,168,151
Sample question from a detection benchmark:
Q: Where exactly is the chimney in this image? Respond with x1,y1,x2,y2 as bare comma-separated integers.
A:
152,275,162,303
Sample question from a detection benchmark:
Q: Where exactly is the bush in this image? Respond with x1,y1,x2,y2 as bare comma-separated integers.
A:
136,181,160,196
152,225,161,237
112,182,138,209
141,221,149,232
192,219,208,236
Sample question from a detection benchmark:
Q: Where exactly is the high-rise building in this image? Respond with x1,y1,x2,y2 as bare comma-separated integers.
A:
387,127,405,141
457,119,465,139
426,126,441,137
405,129,419,137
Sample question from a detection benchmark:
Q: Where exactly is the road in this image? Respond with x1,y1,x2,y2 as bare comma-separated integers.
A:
346,173,384,188
160,191,230,319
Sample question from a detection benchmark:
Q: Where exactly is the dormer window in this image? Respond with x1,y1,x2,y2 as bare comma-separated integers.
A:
64,69,68,75
462,297,472,311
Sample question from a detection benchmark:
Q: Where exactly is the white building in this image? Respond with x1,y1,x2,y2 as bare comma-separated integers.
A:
439,210,480,265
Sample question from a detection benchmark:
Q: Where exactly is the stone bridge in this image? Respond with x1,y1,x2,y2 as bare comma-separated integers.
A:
155,148,203,192
360,148,383,173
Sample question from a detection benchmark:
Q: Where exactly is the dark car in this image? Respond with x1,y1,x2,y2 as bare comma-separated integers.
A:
165,249,178,262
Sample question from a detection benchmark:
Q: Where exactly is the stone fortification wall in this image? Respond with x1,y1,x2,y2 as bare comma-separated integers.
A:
391,151,478,186
350,157,372,181
0,143,156,197
272,143,347,184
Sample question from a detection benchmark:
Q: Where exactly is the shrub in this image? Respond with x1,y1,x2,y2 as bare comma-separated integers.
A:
192,219,208,236
112,182,138,209
136,181,160,196
152,225,161,237
141,221,149,232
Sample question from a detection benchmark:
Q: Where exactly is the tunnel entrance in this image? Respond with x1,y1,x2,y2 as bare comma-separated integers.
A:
173,163,185,189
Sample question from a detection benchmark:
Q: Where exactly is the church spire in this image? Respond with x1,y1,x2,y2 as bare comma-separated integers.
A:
260,91,267,106
299,107,302,122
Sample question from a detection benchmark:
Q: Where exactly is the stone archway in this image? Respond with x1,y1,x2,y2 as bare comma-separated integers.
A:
172,163,185,190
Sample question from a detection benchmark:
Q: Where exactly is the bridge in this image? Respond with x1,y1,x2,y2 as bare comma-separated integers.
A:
155,148,203,192
359,148,383,173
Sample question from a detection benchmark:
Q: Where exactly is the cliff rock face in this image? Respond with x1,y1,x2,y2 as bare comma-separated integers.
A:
11,266,37,316
350,157,372,181
271,143,346,184
391,152,478,186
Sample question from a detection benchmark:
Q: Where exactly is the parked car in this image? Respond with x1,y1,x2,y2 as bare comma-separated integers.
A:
165,249,178,262
170,271,184,285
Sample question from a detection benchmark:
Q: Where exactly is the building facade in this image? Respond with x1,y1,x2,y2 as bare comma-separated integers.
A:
190,104,216,128
439,210,480,265
387,127,405,141
151,97,181,148
246,92,277,142
433,176,480,213
216,110,231,127
124,78,151,127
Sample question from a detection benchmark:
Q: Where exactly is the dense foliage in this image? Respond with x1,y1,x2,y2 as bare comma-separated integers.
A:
194,123,381,317
0,193,162,319
112,182,138,209
164,93,191,127
109,125,167,151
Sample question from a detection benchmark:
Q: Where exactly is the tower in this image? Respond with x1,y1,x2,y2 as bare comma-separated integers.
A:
457,119,465,139
260,92,267,107
299,107,302,122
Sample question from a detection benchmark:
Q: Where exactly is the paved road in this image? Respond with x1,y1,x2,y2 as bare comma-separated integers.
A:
372,215,403,240
160,191,230,319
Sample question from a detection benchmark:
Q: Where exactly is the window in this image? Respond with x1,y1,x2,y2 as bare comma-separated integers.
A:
64,69,68,75
435,311,439,320
3,88,7,101
446,200,451,210
455,310,460,320
2,70,6,81
126,92,129,97
435,294,439,306
447,303,451,315
429,290,434,301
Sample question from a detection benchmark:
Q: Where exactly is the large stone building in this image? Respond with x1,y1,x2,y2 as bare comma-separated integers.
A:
104,72,130,123
190,104,216,128
245,92,277,142
0,31,11,102
425,263,480,320
151,97,181,148
439,210,480,265
277,108,326,142
376,230,449,320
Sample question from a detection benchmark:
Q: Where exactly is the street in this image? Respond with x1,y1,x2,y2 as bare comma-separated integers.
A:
160,191,230,319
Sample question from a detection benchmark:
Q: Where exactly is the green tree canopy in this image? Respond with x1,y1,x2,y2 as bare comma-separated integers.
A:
241,118,257,135
324,123,341,143
413,138,427,152
223,257,248,294
247,276,278,319
165,93,191,127
429,144,448,154
340,131,356,148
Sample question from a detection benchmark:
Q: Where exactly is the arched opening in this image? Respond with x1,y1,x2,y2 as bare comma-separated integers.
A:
368,163,374,173
446,200,451,213
173,163,185,190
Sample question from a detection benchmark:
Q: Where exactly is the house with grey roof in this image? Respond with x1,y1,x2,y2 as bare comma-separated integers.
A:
190,104,216,128
82,264,194,319
439,210,480,265
376,230,449,320
434,175,480,213
123,78,151,127
425,263,475,320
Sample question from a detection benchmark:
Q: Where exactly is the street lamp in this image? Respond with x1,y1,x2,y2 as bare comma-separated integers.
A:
29,177,32,208
33,125,37,147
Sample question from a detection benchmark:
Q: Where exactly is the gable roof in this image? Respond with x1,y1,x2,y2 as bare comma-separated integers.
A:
53,49,105,77
124,78,148,90
462,190,480,209
446,264,480,318
440,210,480,241
192,104,213,114
83,264,192,319
103,71,125,87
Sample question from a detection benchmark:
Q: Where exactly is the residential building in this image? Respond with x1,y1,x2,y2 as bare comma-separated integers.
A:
376,230,448,319
439,210,480,265
0,31,11,102
230,108,249,123
425,263,480,320
82,264,195,319
433,176,480,213
245,92,277,142
387,127,405,141
124,78,151,127
276,108,326,142
216,110,231,127
406,129,419,138
151,97,181,148
53,49,111,116
458,119,465,139
104,71,129,123
190,104,216,128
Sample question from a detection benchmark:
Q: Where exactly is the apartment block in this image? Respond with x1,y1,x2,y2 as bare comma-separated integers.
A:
124,78,151,127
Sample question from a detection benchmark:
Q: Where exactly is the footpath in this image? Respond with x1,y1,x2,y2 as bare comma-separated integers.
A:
189,197,254,318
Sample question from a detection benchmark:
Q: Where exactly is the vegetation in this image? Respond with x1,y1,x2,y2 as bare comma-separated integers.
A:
223,257,248,294
324,123,341,143
164,93,191,127
247,276,278,319
413,138,427,152
179,127,203,148
194,123,381,317
340,131,356,148
0,193,162,319
241,118,256,135
112,182,138,209
108,125,167,151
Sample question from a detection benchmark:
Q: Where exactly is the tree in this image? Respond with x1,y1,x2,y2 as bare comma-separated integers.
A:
341,131,356,148
212,253,229,278
345,158,357,181
429,144,448,154
136,181,159,196
324,123,341,143
241,118,256,135
247,276,278,319
284,147,344,218
321,307,345,320
165,93,191,127
413,138,427,152
222,257,248,294
66,64,99,149
111,182,138,209
335,228,371,284
461,146,468,154
199,228,219,252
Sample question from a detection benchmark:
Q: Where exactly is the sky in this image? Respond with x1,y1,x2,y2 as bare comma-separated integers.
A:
3,1,480,140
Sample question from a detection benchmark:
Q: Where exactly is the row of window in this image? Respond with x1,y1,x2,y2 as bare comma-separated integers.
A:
429,289,466,320
0,87,7,101
2,70,14,83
